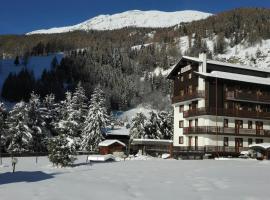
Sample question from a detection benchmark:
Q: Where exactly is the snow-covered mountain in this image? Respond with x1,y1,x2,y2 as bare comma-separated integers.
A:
27,10,212,35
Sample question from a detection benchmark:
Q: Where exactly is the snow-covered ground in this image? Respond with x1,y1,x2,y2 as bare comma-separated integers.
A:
0,156,270,200
27,10,212,35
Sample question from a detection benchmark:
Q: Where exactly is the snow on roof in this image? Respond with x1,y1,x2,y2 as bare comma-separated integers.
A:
196,71,270,86
207,59,270,74
173,55,270,74
98,140,126,147
182,55,202,63
87,154,115,162
249,143,270,150
106,127,130,136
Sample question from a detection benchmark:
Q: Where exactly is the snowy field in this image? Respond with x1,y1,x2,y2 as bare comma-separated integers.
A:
0,156,270,200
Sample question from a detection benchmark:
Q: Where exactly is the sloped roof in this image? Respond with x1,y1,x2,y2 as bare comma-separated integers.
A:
167,55,270,79
98,139,126,147
196,71,270,86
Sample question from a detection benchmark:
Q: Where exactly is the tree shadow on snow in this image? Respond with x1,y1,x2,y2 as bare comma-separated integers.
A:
0,171,59,185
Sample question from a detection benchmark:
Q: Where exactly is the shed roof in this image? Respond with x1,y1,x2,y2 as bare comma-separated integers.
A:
98,139,126,147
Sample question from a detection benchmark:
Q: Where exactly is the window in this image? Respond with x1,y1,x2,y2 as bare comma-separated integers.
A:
248,121,253,129
224,102,228,110
179,121,184,128
179,136,184,144
195,119,198,127
180,76,184,82
188,85,193,94
239,138,243,147
188,73,192,79
224,137,229,146
180,90,184,96
179,105,184,113
189,120,193,127
255,139,263,144
248,138,253,145
236,120,243,129
224,119,228,128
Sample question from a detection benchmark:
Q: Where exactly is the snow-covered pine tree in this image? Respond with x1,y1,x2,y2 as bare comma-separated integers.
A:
41,93,59,136
157,111,173,140
28,92,48,153
144,111,159,139
0,102,6,163
70,82,88,133
7,101,33,154
48,134,76,167
56,92,81,138
130,112,147,139
81,86,109,151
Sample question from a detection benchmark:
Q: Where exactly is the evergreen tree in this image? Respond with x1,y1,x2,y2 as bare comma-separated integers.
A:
157,111,173,140
130,112,147,139
0,102,6,155
48,134,76,167
144,112,158,139
28,92,48,152
51,56,58,70
81,86,109,151
41,94,59,136
56,92,81,139
14,56,20,66
7,102,32,154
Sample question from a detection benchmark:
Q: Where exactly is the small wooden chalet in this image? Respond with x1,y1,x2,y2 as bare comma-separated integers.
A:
98,140,126,155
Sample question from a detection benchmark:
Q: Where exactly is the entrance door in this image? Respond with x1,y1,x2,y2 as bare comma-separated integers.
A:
256,121,263,135
235,120,243,134
235,138,243,153
195,136,198,151
188,136,192,150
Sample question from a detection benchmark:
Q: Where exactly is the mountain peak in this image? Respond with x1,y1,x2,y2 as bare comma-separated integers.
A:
27,10,212,35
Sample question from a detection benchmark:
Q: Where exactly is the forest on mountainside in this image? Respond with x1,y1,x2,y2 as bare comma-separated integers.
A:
1,8,270,110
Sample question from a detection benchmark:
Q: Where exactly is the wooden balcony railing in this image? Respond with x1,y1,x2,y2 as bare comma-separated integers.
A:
183,107,270,120
183,126,270,137
226,91,270,104
172,90,205,104
173,146,249,153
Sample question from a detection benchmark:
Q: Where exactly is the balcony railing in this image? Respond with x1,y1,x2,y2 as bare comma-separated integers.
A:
172,90,205,104
173,146,249,153
183,107,270,120
183,126,270,137
226,91,270,104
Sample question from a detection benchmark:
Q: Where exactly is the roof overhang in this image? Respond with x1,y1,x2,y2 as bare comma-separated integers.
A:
167,56,202,79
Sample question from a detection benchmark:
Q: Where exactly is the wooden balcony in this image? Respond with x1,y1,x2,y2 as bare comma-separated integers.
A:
172,90,205,104
183,126,270,137
226,91,270,104
183,107,270,120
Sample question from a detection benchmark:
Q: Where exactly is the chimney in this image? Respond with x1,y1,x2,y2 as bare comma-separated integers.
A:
199,53,207,73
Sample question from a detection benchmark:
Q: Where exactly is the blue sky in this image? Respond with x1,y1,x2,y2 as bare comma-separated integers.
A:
1,0,270,34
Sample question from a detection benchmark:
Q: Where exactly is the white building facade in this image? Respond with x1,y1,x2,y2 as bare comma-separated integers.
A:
168,54,270,154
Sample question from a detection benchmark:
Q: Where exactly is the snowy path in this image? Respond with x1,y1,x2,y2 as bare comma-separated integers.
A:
0,156,269,200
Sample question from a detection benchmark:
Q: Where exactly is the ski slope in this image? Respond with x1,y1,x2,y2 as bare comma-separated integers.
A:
0,54,64,95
